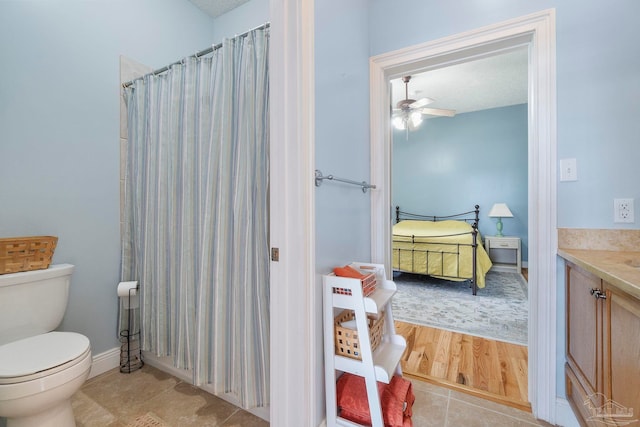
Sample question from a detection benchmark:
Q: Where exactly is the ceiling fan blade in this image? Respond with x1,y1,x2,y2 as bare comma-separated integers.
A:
420,107,456,117
408,97,433,109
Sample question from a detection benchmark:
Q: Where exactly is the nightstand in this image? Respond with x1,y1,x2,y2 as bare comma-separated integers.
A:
484,235,521,273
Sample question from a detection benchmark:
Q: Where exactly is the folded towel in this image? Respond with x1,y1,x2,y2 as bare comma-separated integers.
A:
388,375,415,418
336,373,414,427
344,265,365,277
333,265,365,279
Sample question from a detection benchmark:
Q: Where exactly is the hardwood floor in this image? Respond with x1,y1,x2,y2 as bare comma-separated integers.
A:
395,321,531,412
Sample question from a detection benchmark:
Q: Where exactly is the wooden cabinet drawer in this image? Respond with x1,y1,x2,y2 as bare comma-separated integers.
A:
487,238,519,249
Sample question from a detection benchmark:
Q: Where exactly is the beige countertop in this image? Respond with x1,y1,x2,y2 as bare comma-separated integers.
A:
558,248,640,299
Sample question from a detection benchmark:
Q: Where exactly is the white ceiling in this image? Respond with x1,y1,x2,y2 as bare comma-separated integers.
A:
188,0,250,18
390,47,529,116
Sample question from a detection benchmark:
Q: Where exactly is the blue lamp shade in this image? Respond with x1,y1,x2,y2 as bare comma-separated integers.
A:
488,203,514,237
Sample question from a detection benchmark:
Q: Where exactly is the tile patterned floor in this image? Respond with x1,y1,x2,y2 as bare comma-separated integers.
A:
410,380,556,427
72,365,268,427
72,365,555,426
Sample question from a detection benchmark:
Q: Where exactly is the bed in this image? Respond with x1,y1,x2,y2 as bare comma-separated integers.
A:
392,205,493,295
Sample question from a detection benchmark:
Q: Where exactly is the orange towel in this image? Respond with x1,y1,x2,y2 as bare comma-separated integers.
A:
336,373,414,427
333,265,365,279
344,265,365,277
388,375,415,418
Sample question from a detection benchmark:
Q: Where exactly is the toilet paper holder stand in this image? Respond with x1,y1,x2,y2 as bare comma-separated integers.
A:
119,284,143,374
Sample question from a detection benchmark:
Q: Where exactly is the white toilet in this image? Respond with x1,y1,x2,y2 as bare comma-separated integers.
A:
0,264,92,427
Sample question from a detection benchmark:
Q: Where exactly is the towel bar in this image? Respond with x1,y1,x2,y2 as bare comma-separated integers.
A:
314,169,376,193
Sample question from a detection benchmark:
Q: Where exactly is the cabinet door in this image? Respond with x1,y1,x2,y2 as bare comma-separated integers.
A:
566,263,602,398
603,283,640,419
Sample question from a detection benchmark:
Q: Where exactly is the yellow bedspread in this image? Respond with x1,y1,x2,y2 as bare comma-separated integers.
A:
392,220,493,287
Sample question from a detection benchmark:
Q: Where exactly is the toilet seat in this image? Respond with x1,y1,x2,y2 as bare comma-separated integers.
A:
0,332,91,384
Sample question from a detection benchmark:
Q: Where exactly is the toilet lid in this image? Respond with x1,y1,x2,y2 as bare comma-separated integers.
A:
0,332,90,380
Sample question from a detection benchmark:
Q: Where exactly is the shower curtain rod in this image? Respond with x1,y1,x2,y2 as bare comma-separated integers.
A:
122,22,270,89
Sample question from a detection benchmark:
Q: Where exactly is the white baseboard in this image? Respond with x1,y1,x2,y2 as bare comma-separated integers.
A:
555,398,580,427
88,346,120,379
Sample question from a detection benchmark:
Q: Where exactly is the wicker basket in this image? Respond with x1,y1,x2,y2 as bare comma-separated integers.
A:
334,309,385,360
332,272,377,297
0,236,58,275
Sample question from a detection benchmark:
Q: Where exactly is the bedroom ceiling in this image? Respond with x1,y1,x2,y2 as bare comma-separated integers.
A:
188,0,250,18
391,47,529,116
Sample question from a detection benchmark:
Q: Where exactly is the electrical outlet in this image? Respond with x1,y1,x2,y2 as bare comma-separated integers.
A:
614,198,634,223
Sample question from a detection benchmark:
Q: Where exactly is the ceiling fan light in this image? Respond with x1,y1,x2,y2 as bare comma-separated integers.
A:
392,116,406,130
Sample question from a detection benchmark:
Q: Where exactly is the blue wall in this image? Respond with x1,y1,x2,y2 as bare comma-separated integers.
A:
0,0,267,356
313,3,371,423
393,105,529,261
211,0,269,42
315,0,371,274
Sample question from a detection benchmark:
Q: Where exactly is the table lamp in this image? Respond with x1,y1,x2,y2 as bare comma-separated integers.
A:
488,203,513,237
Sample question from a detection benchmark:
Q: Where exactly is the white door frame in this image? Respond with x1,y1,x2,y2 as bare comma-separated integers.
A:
369,10,558,423
269,0,317,425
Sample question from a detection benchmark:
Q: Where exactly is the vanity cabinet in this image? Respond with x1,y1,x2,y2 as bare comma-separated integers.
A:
602,282,640,423
565,261,640,426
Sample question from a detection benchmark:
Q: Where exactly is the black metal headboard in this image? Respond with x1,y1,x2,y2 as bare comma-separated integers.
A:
395,205,480,227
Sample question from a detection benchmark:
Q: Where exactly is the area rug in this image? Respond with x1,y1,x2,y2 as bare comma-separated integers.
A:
391,270,528,345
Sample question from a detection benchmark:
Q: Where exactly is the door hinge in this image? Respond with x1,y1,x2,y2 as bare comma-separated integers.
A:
271,247,279,262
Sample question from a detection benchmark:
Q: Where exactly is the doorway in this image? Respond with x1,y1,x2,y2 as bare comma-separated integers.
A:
389,49,529,406
369,9,557,422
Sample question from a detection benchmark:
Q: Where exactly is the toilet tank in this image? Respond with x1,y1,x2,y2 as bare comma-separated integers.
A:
0,264,74,346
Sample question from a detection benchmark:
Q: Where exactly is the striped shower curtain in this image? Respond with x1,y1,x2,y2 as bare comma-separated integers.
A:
121,28,269,409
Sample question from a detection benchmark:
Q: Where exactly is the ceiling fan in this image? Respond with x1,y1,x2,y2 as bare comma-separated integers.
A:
392,75,456,132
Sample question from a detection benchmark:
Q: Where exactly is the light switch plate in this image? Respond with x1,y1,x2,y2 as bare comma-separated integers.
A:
560,158,577,182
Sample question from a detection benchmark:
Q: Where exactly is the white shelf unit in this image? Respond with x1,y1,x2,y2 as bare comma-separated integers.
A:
323,262,407,427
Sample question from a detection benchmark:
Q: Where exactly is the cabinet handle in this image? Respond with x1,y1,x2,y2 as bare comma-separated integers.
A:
590,288,607,300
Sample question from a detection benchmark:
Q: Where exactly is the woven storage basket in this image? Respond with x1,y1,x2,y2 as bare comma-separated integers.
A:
334,309,385,360
331,272,377,297
0,236,58,275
